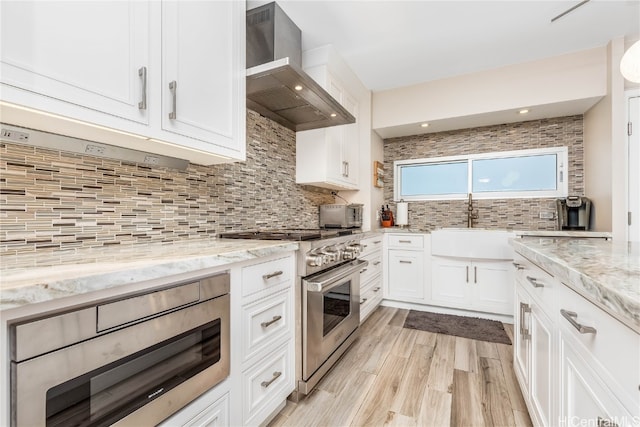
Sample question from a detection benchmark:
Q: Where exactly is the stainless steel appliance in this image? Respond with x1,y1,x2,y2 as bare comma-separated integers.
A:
319,204,363,229
9,272,230,427
557,196,592,230
246,2,355,131
219,229,366,400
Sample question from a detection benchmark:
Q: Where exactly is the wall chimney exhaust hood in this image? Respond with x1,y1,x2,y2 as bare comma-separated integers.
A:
246,2,355,132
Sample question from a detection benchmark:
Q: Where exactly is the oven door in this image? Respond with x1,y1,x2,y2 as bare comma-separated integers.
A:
302,259,366,381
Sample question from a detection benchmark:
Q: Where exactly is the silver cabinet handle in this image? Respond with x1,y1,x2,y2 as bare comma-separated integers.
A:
398,240,411,243
374,240,381,244
373,261,381,266
138,66,147,110
169,81,177,119
261,315,282,328
374,287,381,292
399,260,412,264
342,161,348,177
512,262,525,270
526,276,545,288
261,371,282,388
561,309,597,334
345,161,349,177
597,417,619,427
262,270,283,280
360,298,368,305
520,302,531,339
360,268,368,274
362,244,368,248
466,266,469,283
474,266,477,284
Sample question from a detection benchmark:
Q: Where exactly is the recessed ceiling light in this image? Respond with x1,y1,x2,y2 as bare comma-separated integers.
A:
330,113,337,118
420,123,429,128
519,109,530,114
294,85,303,91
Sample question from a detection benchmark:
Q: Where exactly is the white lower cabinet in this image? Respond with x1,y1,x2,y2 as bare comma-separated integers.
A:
559,332,635,427
234,253,296,427
242,341,293,426
388,250,425,301
514,280,555,427
384,233,430,304
359,234,383,322
431,257,513,315
513,251,640,427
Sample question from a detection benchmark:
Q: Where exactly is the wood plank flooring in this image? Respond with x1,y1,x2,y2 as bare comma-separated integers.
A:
269,306,532,427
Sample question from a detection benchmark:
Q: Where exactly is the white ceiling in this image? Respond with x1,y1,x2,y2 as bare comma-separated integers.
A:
248,0,640,92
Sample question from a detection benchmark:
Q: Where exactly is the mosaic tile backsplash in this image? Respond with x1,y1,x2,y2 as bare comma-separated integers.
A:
383,116,584,231
0,110,334,255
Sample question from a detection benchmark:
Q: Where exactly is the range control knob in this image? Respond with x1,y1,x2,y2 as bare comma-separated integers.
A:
306,254,324,267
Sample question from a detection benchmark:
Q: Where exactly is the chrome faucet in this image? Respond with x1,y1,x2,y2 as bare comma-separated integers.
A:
467,193,479,228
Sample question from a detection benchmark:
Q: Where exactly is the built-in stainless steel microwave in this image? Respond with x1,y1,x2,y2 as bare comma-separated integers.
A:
319,204,363,229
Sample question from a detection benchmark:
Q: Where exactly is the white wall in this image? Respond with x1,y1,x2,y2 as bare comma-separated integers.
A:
584,38,633,238
372,47,607,135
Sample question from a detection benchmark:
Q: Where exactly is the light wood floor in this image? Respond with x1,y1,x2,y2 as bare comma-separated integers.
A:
269,306,532,427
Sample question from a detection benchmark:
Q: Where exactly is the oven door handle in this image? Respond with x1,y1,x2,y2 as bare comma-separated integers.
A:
304,259,368,293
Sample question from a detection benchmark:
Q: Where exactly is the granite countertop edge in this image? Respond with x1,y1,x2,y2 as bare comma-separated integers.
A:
510,238,640,333
0,240,299,313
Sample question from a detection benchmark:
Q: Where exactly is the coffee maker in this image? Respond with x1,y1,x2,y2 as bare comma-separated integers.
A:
556,196,591,230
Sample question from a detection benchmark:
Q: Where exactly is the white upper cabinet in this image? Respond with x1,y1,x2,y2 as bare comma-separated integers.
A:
297,67,360,190
161,0,244,154
0,0,246,165
1,1,150,124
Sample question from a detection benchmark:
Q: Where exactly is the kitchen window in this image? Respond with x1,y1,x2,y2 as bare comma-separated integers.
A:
394,147,568,201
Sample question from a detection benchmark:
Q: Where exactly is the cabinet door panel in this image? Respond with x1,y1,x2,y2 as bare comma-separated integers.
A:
560,334,633,427
530,306,554,427
388,250,424,300
514,285,530,392
473,260,513,315
162,0,242,151
341,91,359,186
1,1,149,123
430,257,468,306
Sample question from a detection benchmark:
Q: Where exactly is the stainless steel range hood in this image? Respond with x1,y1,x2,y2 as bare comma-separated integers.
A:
246,2,355,132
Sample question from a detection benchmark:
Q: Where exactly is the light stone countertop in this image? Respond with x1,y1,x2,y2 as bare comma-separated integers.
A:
510,237,640,333
0,238,298,313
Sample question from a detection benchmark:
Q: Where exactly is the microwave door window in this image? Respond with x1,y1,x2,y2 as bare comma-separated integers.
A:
45,319,221,427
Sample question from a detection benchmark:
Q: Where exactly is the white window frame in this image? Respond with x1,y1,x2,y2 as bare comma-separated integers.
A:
394,147,569,201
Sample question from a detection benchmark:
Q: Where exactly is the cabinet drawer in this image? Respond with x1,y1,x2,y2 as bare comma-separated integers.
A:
513,254,559,317
387,234,424,249
242,255,294,297
360,235,383,257
360,273,382,305
243,343,292,425
560,333,635,426
360,250,382,285
360,277,382,323
242,289,292,363
557,284,640,413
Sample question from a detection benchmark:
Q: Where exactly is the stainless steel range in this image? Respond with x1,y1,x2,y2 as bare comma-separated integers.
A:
220,229,366,400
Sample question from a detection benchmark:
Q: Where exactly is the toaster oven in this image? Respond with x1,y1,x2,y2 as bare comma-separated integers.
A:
319,204,363,229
